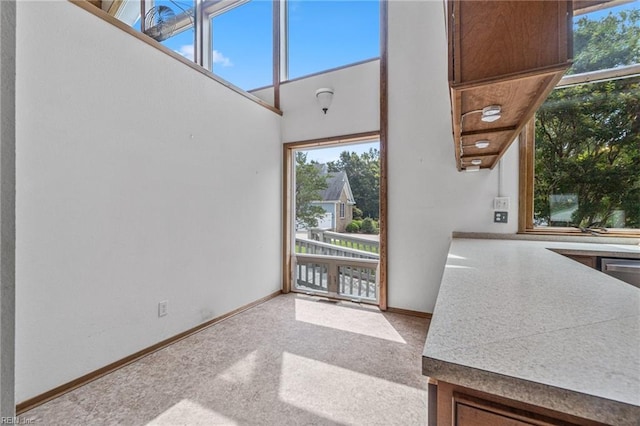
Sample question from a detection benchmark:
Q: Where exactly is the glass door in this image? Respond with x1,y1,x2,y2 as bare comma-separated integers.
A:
291,140,381,304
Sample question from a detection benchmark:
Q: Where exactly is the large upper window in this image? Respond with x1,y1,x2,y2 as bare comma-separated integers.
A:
524,3,639,234
137,1,197,60
90,0,380,103
209,0,273,91
286,0,380,80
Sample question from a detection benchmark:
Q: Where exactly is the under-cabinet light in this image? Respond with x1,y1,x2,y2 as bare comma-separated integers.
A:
481,105,502,122
462,139,490,149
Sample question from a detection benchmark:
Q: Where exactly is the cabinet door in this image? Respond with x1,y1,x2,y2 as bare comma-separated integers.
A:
564,254,597,269
434,381,600,426
451,0,572,84
446,0,573,171
457,402,541,426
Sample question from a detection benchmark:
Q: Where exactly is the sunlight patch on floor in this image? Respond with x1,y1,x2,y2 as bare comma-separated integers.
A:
279,352,425,425
217,350,258,384
294,298,406,343
147,399,237,425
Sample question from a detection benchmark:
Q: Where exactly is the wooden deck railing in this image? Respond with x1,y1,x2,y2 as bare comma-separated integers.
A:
295,253,379,302
308,230,380,254
296,237,379,260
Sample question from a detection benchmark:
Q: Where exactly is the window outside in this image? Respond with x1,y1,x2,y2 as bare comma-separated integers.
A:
286,0,380,80
210,0,273,91
293,141,380,303
532,4,639,231
144,0,196,60
104,0,379,93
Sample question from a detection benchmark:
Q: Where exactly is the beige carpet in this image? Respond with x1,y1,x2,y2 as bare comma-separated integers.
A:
23,294,430,425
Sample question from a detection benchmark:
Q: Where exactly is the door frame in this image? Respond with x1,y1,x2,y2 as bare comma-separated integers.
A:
282,131,387,309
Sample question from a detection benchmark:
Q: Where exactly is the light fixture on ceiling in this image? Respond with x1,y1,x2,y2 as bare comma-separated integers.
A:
481,105,502,122
464,165,480,172
470,159,482,166
315,88,334,114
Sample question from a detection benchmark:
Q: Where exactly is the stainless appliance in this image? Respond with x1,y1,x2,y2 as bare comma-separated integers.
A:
600,258,640,288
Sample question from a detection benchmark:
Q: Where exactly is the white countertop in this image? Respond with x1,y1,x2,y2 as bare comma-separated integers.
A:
422,238,640,425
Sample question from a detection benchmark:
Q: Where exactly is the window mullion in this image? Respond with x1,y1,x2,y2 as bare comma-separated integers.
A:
280,0,288,82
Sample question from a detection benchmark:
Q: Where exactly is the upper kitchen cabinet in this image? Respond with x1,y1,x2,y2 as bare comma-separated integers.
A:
447,1,573,171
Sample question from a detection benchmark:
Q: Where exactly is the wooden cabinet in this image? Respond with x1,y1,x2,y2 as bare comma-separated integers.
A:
457,402,536,426
446,1,573,171
433,381,605,426
563,254,598,269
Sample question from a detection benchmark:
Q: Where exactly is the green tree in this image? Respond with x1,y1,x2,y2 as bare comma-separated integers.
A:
571,9,639,74
352,206,364,220
295,152,328,229
328,148,380,219
360,217,378,234
534,10,640,229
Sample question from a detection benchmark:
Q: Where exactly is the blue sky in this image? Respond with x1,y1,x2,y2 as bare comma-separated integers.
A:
287,0,379,80
303,141,379,164
142,0,380,91
139,0,637,90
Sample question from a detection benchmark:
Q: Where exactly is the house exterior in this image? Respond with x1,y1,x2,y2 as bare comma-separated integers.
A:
310,167,355,232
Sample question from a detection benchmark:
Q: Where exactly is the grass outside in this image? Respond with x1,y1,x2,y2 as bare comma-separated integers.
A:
331,239,378,254
295,239,379,254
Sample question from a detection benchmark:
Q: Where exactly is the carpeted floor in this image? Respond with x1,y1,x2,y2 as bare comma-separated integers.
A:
22,293,430,425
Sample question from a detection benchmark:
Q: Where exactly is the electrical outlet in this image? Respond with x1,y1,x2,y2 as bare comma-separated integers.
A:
158,301,168,317
494,211,508,223
494,197,510,210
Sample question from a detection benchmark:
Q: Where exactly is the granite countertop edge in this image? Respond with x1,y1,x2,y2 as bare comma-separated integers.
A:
452,231,640,247
422,237,640,425
422,356,640,426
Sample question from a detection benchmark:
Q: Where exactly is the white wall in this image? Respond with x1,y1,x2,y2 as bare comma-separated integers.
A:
386,0,519,313
250,86,275,106
280,60,380,142
15,2,282,402
276,1,519,313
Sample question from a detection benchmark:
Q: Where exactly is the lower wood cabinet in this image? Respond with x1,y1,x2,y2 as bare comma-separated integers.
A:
563,254,598,269
457,402,539,426
432,381,605,426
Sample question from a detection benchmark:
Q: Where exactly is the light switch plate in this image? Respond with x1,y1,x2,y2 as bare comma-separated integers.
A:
494,197,510,210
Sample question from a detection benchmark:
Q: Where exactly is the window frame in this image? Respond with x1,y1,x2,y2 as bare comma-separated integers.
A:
519,1,640,237
282,0,381,82
202,0,275,91
519,65,640,237
282,131,387,309
201,1,251,73
91,0,380,110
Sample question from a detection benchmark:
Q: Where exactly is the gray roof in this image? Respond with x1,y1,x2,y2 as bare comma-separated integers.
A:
318,170,354,203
